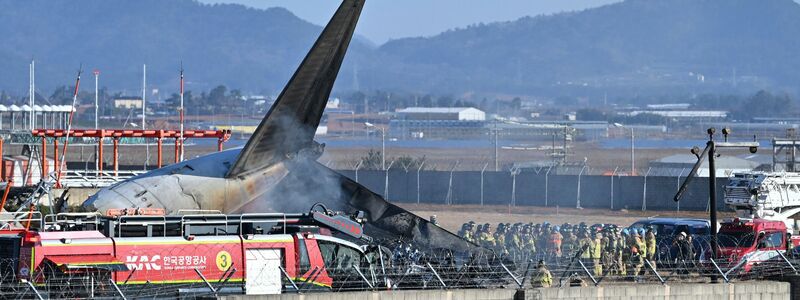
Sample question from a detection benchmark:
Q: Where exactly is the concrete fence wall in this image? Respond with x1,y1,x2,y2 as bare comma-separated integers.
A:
340,169,726,211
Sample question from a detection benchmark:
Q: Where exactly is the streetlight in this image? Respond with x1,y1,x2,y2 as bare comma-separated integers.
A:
365,122,385,170
675,127,758,280
613,123,635,175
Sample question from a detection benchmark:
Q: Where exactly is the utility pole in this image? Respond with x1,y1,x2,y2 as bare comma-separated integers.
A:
30,60,35,130
381,128,385,170
179,65,185,162
675,127,759,283
142,64,146,130
494,120,499,171
93,70,100,129
630,127,635,174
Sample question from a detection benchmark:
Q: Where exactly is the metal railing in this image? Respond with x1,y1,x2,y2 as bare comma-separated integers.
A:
56,170,148,188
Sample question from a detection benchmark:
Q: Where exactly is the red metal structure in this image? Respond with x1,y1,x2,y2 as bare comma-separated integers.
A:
31,129,231,185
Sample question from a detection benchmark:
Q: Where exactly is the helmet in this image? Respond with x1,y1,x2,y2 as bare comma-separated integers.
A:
622,228,630,235
639,228,646,236
553,226,560,232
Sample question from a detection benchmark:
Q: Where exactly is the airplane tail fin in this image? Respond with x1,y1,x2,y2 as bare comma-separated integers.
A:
227,0,364,178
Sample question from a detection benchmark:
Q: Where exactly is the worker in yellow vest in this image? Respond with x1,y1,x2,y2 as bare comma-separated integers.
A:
530,260,553,288
645,227,657,270
591,232,603,276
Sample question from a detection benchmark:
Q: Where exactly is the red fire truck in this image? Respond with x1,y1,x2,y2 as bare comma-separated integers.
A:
717,218,800,273
0,206,376,296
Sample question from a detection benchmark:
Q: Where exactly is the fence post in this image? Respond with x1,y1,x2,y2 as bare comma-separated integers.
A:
676,168,685,213
385,161,395,200
353,265,374,290
279,265,301,293
445,161,459,205
109,279,128,300
500,262,522,288
480,162,488,206
194,269,218,296
642,167,652,211
355,160,363,182
611,167,618,210
22,279,44,300
545,165,552,207
709,259,730,283
417,162,425,204
511,168,519,207
427,262,447,288
577,259,598,285
577,165,587,209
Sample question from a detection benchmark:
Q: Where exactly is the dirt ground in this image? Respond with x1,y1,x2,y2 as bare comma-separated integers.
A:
399,203,731,233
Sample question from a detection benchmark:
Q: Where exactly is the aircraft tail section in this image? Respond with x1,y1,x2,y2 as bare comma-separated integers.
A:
227,0,364,178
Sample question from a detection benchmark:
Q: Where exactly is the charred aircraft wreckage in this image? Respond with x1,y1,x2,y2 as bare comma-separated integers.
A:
83,0,497,274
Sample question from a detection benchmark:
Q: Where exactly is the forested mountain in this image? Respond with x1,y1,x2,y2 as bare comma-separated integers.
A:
368,0,800,95
1,0,799,97
0,0,373,94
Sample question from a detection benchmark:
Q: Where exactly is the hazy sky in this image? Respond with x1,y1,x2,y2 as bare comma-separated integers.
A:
199,0,621,44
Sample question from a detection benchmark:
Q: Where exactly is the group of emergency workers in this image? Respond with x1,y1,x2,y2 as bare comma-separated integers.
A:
458,221,672,287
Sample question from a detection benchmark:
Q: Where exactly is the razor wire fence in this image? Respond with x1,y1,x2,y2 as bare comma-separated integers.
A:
2,236,800,298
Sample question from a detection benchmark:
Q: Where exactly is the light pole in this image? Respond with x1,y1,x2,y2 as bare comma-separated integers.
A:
365,122,385,170
179,66,185,162
613,123,635,174
675,127,758,278
93,70,100,129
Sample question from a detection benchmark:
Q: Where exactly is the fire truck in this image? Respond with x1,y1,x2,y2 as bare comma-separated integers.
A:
718,172,800,272
0,205,376,296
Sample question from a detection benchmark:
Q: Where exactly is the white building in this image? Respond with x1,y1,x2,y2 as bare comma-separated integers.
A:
650,154,760,177
396,107,486,121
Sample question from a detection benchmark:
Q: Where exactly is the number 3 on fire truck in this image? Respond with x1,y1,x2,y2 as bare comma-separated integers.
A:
216,251,232,271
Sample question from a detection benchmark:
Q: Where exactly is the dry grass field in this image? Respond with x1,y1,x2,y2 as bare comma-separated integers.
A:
399,203,730,233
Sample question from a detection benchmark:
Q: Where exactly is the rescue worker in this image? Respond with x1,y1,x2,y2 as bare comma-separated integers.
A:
530,260,553,288
495,223,507,255
546,226,563,260
645,226,657,269
601,228,614,274
591,231,603,276
458,223,472,241
616,228,628,276
509,225,524,259
579,230,592,262
479,223,496,248
673,231,693,274
562,227,577,258
430,215,439,226
630,230,646,280
523,226,537,258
